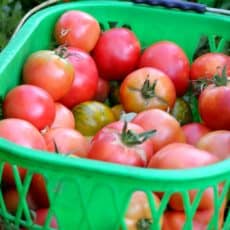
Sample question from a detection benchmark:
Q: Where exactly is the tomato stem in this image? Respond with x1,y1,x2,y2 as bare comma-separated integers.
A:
191,65,229,95
121,121,156,146
141,79,168,106
54,45,68,58
136,218,152,230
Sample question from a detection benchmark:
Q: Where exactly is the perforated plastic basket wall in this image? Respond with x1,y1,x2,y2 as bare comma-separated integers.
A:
0,1,229,230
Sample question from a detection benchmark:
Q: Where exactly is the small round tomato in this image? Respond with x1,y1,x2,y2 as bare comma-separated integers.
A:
54,10,100,52
132,109,185,152
3,85,56,130
190,53,230,80
0,118,47,186
34,209,58,228
196,130,230,160
50,103,75,129
125,191,162,230
72,101,116,136
148,143,219,211
94,77,110,102
182,122,211,146
23,50,74,101
92,28,141,81
198,82,230,130
120,67,176,113
139,41,190,96
88,121,155,167
43,127,89,158
59,47,99,108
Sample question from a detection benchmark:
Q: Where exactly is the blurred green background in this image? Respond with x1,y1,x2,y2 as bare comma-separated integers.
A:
0,0,229,52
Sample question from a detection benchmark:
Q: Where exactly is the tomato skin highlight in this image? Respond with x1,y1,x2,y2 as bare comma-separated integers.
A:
120,67,176,113
92,28,141,81
139,41,190,96
59,47,99,109
23,50,74,101
54,10,100,52
88,121,154,167
3,85,56,130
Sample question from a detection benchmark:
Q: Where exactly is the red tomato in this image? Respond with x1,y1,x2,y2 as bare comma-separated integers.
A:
94,77,110,102
43,127,89,158
182,122,211,146
3,188,37,214
198,82,230,130
34,209,58,228
125,191,162,230
23,50,74,101
0,118,47,186
88,121,155,167
3,85,55,130
148,143,219,211
163,204,226,230
132,109,185,152
59,47,99,108
54,10,100,52
190,53,230,80
50,103,75,129
120,67,176,113
92,28,141,81
138,41,190,96
29,174,50,209
196,130,230,160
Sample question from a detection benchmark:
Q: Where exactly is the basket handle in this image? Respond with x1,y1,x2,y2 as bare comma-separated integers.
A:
132,0,206,13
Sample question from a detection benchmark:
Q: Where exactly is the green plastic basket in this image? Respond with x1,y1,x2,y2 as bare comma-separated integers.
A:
0,1,230,229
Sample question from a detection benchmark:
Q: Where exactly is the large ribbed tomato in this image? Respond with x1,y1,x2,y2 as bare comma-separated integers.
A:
88,121,155,167
120,67,176,113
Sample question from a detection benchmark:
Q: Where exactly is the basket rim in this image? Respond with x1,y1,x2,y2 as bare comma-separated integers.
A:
0,137,230,184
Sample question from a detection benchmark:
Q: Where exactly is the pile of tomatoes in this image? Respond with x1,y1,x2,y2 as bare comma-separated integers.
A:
0,9,229,230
